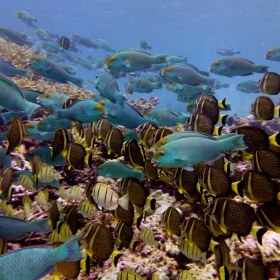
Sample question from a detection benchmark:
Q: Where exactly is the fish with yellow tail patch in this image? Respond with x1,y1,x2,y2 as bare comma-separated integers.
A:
140,227,158,248
257,72,280,95
160,206,182,236
251,95,280,121
49,200,61,231
184,113,223,136
78,201,96,219
6,117,25,155
119,178,155,210
253,149,280,178
171,167,198,195
61,205,79,235
180,217,211,252
111,201,135,226
117,270,144,280
114,221,138,251
0,167,13,201
62,143,92,170
94,118,112,140
143,159,159,181
124,140,145,168
179,240,206,261
91,182,129,210
208,197,256,239
233,169,279,203
135,122,159,148
84,122,97,148
79,223,116,261
103,127,123,155
51,128,73,160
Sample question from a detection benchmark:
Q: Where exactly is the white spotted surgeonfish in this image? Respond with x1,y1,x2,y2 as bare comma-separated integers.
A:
152,132,247,170
0,236,82,280
209,57,269,77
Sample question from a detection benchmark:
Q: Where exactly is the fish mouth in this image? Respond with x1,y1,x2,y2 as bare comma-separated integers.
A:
264,55,269,59
159,71,166,77
209,67,213,72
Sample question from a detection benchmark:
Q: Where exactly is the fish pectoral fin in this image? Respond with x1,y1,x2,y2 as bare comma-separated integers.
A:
175,154,187,161
44,64,54,72
204,153,224,165
183,166,194,171
80,106,89,116
123,59,131,67
176,73,183,80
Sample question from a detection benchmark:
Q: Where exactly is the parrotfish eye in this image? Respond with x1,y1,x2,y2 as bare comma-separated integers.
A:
213,60,220,66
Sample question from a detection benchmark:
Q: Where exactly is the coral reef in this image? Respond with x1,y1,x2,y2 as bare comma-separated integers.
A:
126,96,159,116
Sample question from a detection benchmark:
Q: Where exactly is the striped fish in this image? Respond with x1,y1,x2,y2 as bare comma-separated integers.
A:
37,163,60,183
176,271,196,280
91,182,129,210
78,201,96,219
140,227,158,248
117,270,144,280
18,174,36,192
179,240,206,261
22,195,32,218
36,189,49,210
59,185,67,199
70,185,83,202
0,201,13,216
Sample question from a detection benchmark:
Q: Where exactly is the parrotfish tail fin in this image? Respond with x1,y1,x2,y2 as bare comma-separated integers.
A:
118,193,129,210
70,76,83,88
18,69,30,78
219,266,229,280
26,103,41,120
135,171,145,181
229,134,247,151
154,54,167,64
116,93,127,108
233,50,241,54
218,114,228,126
55,109,67,120
251,226,268,245
29,217,51,234
274,106,280,117
56,236,83,262
256,65,269,73
147,45,151,50
269,132,280,147
183,56,188,62
206,77,217,88
214,126,223,136
111,250,123,267
152,82,162,89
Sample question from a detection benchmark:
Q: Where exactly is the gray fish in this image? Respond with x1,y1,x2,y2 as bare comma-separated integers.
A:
0,58,29,78
215,47,240,56
0,27,33,46
236,80,260,93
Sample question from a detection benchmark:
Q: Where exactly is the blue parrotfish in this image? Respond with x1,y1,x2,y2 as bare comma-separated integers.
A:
64,64,77,75
71,34,98,48
36,92,70,110
0,27,33,46
42,41,61,53
0,58,29,78
34,41,43,55
93,38,116,52
0,111,27,125
17,11,37,28
152,132,247,170
25,121,54,141
60,50,76,62
76,57,94,70
22,89,44,104
215,47,241,56
37,115,73,132
0,74,40,119
29,56,83,87
0,148,11,171
97,161,145,180
126,77,162,94
36,29,53,41
0,236,82,280
92,72,126,107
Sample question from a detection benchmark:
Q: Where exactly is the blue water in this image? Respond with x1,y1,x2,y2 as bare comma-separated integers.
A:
2,0,280,116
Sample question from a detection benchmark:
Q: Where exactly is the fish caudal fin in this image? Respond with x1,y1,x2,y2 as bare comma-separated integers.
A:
255,65,269,73
26,103,41,120
29,217,51,234
153,54,167,64
18,69,30,78
231,134,247,151
152,82,162,89
56,236,83,262
118,193,129,210
70,76,83,88
206,77,217,88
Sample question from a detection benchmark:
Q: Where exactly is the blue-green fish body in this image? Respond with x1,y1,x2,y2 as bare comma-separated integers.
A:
64,64,77,75
126,77,162,94
152,133,247,169
236,80,260,93
93,58,105,69
41,29,58,38
0,148,11,170
97,162,145,180
167,82,214,95
26,121,54,141
55,99,105,123
60,50,75,62
123,130,140,143
46,52,65,63
37,115,72,131
0,58,29,78
36,29,52,41
24,146,66,166
104,100,158,129
34,41,43,55
0,132,7,142
177,94,201,103
22,89,44,104
210,57,269,77
93,38,115,52
215,81,229,89
93,72,126,107
0,27,32,47
106,50,167,72
17,11,37,28
42,41,61,53
0,74,40,119
0,236,82,280
71,34,97,48
146,109,188,126
166,55,188,64
37,92,70,110
144,72,162,83
161,64,217,87
0,215,50,240
215,47,240,56
76,57,94,70
29,56,83,87
0,111,27,125
265,47,280,61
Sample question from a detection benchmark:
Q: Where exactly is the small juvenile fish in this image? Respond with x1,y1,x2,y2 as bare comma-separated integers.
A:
37,163,60,183
166,55,188,64
22,195,32,218
70,185,83,202
36,189,49,210
177,271,196,280
0,236,82,280
140,227,158,247
18,174,36,192
91,182,129,210
78,201,96,219
179,240,205,261
59,185,67,199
